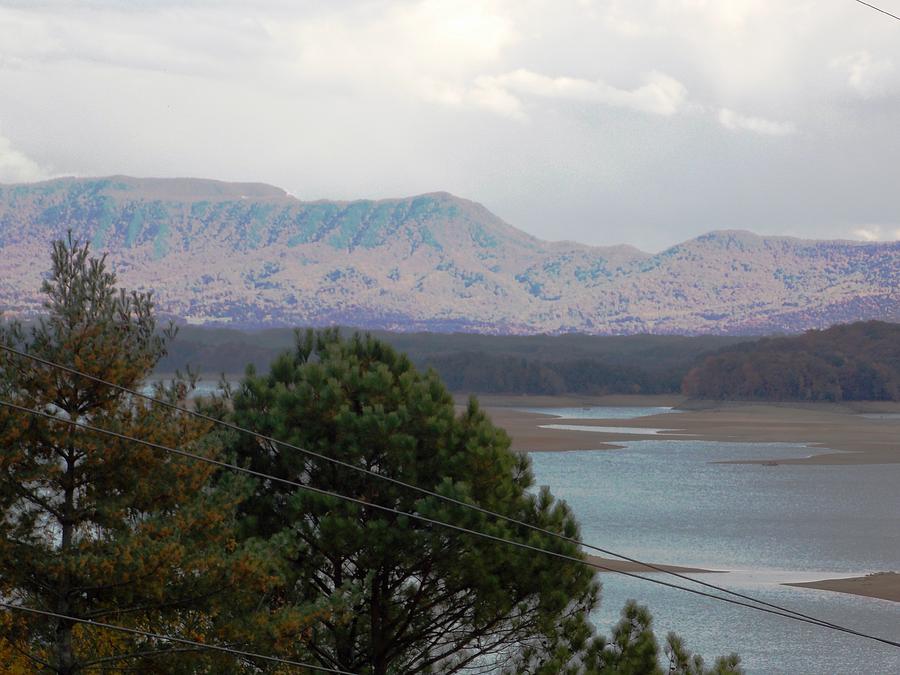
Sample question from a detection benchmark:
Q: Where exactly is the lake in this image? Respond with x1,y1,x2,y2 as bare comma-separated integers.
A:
526,408,900,674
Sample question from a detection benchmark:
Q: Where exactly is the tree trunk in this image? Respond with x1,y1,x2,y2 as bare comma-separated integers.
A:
371,569,388,675
55,448,76,675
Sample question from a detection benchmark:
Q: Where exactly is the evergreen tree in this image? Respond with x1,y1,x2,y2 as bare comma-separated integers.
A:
228,329,602,674
665,631,744,675
0,238,280,673
520,600,742,675
0,240,745,673
229,330,744,674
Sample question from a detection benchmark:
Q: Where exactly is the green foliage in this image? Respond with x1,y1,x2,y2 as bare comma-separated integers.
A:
511,600,743,675
157,326,748,395
665,632,743,675
228,329,601,674
228,330,743,673
0,237,285,673
683,321,900,401
515,600,660,674
0,238,747,673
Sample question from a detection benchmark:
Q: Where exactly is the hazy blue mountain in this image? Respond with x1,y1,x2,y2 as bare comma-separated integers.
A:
1,176,897,334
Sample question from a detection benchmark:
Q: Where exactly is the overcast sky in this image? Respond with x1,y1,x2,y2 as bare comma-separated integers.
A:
1,0,899,251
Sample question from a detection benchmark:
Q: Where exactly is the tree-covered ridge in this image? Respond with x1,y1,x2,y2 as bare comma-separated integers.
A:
2,176,898,334
683,321,900,401
153,322,900,401
154,327,750,395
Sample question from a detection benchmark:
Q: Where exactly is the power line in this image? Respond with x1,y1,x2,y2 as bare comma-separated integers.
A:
854,0,900,22
2,398,898,650
0,601,356,674
0,345,866,633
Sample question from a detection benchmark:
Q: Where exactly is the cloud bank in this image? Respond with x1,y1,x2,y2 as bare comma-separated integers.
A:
0,0,898,249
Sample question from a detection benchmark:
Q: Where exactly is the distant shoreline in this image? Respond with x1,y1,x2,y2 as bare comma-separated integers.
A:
463,394,900,464
588,559,900,604
585,556,722,575
471,394,900,604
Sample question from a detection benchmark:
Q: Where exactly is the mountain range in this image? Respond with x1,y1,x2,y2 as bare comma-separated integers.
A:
1,176,897,334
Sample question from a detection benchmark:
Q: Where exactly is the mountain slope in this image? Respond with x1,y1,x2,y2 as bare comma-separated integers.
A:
1,176,897,334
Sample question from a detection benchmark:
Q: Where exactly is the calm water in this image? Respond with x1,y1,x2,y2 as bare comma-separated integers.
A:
516,405,680,420
526,410,900,674
539,424,671,435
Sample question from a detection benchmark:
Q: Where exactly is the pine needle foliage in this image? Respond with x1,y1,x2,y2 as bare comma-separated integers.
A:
0,237,282,674
228,329,602,674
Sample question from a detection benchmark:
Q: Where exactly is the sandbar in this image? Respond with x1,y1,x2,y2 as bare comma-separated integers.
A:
463,393,900,606
460,395,900,464
586,555,720,575
785,573,900,603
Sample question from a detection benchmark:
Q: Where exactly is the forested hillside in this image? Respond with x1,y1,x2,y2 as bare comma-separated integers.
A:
156,327,749,395
2,176,898,334
682,321,900,401
59,320,900,400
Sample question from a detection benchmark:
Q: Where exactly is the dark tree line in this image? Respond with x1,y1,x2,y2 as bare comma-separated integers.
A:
425,352,685,395
682,321,900,401
157,329,740,396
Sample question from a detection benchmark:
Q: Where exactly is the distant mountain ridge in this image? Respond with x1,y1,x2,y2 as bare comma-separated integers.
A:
1,176,897,334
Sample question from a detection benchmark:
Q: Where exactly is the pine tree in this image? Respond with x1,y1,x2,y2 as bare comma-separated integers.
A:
228,329,602,674
228,330,744,674
665,631,743,675
0,237,279,673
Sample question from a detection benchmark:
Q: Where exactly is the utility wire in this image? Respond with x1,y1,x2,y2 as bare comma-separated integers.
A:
854,0,900,22
0,345,866,633
0,348,874,635
0,601,356,674
2,398,898,650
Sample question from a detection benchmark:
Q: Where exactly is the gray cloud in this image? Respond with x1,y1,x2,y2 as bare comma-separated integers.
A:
0,0,899,250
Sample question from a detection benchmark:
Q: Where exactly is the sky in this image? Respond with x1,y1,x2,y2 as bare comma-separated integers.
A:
1,0,899,252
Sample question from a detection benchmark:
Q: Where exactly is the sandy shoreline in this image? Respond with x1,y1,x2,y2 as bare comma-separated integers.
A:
460,394,900,464
588,559,900,604
585,556,720,575
786,573,900,603
460,394,899,603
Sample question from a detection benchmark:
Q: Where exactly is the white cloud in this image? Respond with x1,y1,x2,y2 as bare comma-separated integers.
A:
718,108,796,136
663,0,770,32
464,80,527,120
1,0,900,250
0,131,46,183
852,225,900,242
831,51,896,99
476,69,689,117
419,77,526,120
433,67,690,121
262,0,517,92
